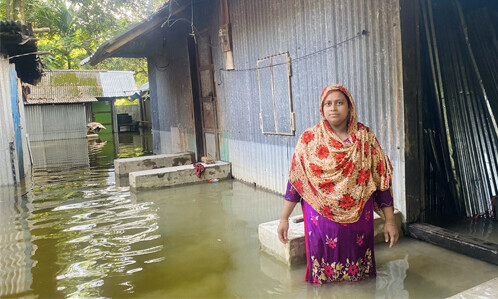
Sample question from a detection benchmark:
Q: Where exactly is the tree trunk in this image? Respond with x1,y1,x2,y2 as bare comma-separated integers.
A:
6,0,25,22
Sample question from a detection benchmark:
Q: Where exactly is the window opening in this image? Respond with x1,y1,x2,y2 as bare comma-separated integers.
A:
257,52,295,135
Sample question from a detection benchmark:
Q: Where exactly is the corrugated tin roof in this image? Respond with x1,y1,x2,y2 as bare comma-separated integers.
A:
0,21,43,85
23,70,137,104
100,71,137,97
81,0,189,66
139,82,149,91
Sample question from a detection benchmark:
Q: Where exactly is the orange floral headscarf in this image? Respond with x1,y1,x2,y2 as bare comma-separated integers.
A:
288,85,393,223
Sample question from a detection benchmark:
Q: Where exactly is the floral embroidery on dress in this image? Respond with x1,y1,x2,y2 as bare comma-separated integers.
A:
356,234,364,247
311,249,374,284
325,235,337,249
365,210,371,221
311,216,318,226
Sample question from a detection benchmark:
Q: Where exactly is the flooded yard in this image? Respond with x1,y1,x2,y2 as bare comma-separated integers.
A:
0,132,497,298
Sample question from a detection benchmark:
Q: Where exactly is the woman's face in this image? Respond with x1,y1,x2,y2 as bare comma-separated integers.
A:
322,90,350,131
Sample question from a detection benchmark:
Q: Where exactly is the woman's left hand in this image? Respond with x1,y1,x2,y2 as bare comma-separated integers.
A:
384,222,399,248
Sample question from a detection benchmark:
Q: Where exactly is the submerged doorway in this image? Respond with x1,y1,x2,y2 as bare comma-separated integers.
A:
188,31,220,162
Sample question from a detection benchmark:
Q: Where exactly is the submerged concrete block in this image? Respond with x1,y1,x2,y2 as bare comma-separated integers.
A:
258,210,403,266
258,215,306,267
129,161,231,191
114,152,194,177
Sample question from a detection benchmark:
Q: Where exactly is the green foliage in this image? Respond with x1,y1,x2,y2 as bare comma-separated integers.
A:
0,0,164,85
116,98,138,106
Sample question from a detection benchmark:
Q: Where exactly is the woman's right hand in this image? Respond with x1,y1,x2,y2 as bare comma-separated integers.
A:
277,220,290,244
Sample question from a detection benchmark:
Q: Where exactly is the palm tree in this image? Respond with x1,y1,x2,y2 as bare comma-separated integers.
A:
33,0,78,69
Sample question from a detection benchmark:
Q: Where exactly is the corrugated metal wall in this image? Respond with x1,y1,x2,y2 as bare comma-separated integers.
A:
25,104,87,141
148,21,197,154
216,0,405,211
0,60,17,186
150,0,405,214
421,0,498,220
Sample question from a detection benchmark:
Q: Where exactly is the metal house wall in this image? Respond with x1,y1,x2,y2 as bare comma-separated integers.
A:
148,21,198,155
149,0,405,214
1,60,33,186
218,0,405,212
25,104,88,141
0,60,17,186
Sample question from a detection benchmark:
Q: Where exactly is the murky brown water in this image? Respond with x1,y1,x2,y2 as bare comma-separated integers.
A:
1,132,497,298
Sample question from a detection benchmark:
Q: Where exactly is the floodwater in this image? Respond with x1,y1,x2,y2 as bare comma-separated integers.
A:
1,132,497,298
444,218,498,244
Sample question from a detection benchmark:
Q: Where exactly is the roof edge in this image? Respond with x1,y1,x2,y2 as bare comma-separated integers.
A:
83,1,189,66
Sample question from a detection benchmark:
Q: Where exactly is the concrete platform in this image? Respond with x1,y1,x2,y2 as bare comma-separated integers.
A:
447,277,498,299
130,161,231,191
114,152,194,177
258,209,403,266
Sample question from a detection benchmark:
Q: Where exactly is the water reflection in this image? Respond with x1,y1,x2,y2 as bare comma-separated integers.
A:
28,180,162,296
444,218,497,244
23,131,159,297
376,255,410,298
0,186,34,297
31,138,90,171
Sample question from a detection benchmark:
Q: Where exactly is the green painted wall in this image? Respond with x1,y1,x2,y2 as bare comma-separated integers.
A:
220,130,229,162
92,101,111,112
92,101,112,128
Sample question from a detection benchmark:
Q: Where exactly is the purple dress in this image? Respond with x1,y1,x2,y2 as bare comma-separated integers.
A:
285,181,393,284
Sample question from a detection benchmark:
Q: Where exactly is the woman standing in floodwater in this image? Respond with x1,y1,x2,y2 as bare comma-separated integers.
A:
277,84,398,284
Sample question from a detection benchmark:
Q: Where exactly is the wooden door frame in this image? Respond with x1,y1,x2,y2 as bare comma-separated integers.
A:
193,29,220,160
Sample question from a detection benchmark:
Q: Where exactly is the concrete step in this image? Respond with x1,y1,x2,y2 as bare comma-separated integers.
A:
258,209,403,267
129,161,231,192
114,152,194,177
